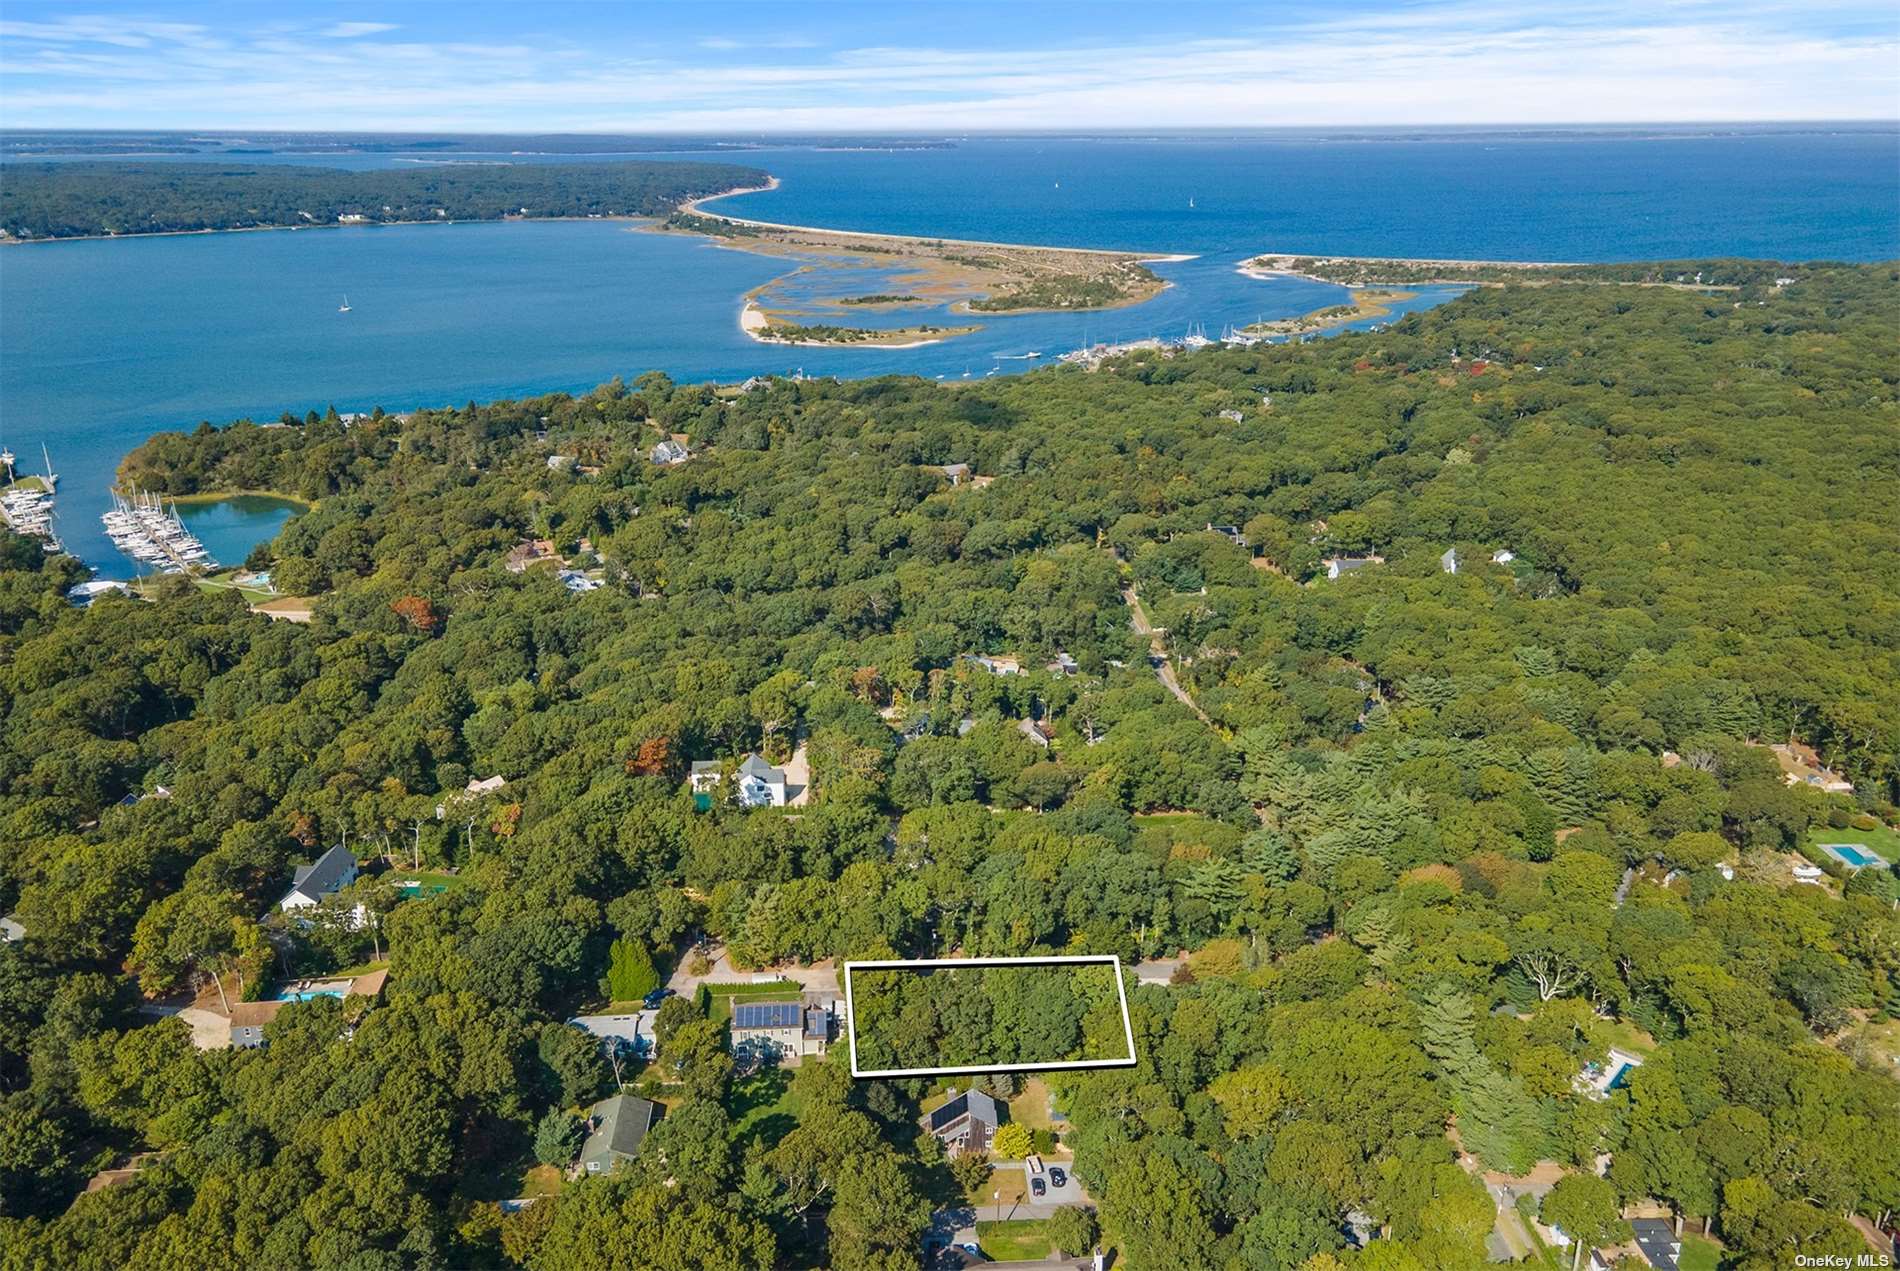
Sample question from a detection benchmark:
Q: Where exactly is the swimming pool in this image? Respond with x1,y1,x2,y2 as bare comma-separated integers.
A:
276,988,347,1002
1821,843,1888,869
1606,1062,1636,1091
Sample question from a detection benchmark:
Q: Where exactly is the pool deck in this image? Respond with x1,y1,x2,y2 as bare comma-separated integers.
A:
1820,842,1889,869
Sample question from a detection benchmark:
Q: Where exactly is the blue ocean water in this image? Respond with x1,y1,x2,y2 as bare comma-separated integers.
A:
2,129,1895,574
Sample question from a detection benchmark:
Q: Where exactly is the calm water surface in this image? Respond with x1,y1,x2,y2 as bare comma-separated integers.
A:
3,130,1894,573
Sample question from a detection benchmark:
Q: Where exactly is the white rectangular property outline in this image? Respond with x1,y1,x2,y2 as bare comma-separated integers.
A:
842,954,1139,1078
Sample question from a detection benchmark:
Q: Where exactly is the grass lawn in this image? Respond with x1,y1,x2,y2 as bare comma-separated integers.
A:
975,1220,1053,1261
517,1164,563,1199
1804,822,1900,864
326,958,390,979
1596,1016,1660,1058
1677,1235,1721,1271
966,1167,1027,1208
729,1067,799,1147
194,574,278,603
1009,1078,1053,1133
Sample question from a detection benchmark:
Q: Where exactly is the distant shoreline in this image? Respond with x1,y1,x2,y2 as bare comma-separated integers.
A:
685,176,1194,265
1239,252,1579,287
0,214,659,248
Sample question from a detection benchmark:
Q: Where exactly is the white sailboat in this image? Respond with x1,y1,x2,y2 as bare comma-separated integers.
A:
338,295,352,313
40,443,57,490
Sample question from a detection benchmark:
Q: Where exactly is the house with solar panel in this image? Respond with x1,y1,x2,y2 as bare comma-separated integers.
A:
730,1000,832,1064
922,1088,1003,1157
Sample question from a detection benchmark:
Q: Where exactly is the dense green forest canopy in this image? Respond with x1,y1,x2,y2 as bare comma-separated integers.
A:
0,159,769,239
850,963,1129,1071
2,264,1897,1269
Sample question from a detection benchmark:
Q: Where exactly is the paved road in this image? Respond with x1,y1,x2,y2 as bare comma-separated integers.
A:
1122,587,1212,725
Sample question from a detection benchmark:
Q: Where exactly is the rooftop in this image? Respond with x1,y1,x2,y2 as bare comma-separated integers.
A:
287,844,356,902
927,1088,1001,1133
732,1002,802,1030
582,1093,659,1166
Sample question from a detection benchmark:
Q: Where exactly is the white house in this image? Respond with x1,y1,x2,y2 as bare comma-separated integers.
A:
737,754,788,807
650,439,691,466
688,760,724,795
278,845,358,914
1492,549,1516,565
1441,547,1461,574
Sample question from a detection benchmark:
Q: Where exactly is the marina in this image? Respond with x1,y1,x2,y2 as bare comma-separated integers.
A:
101,486,216,573
0,443,63,553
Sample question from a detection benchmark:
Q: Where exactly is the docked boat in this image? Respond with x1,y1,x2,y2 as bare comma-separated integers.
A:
101,486,216,573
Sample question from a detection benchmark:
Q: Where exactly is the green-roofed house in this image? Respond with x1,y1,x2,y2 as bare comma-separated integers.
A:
577,1094,659,1176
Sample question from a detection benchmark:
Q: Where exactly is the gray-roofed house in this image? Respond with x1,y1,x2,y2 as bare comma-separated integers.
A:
0,915,22,943
1629,1219,1680,1271
1441,547,1461,574
736,754,787,807
1018,717,1054,749
578,1094,659,1175
1324,555,1383,580
278,845,358,914
569,1012,654,1060
922,1088,1002,1156
939,462,972,485
1207,522,1247,547
650,439,690,466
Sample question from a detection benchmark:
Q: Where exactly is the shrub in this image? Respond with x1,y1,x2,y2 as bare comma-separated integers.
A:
1048,1206,1099,1257
991,1122,1033,1159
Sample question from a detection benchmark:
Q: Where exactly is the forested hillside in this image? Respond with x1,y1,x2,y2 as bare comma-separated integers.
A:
0,159,768,239
2,265,1896,1270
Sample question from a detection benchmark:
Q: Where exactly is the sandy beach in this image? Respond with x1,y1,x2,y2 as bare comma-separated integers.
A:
687,175,1190,265
738,301,959,349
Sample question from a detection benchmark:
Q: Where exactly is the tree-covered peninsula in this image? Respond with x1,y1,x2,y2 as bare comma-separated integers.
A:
2,264,1896,1269
0,159,770,240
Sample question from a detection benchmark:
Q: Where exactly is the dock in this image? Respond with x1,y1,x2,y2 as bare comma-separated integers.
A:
102,487,216,573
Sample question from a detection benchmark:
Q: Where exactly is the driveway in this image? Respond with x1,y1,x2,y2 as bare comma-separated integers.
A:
1122,587,1211,725
665,947,843,998
980,1161,1092,1216
1133,958,1181,986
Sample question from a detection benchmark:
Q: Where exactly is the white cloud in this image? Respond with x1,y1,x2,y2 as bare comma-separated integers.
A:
0,4,1892,130
320,22,399,39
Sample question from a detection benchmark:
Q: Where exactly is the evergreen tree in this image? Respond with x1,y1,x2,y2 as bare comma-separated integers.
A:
533,1109,583,1168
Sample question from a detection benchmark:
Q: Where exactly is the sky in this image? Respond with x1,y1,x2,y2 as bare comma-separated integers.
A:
0,1,1895,133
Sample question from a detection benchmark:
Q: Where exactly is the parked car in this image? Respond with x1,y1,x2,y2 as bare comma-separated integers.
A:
642,987,675,1009
1049,1166,1067,1188
1030,1175,1047,1198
